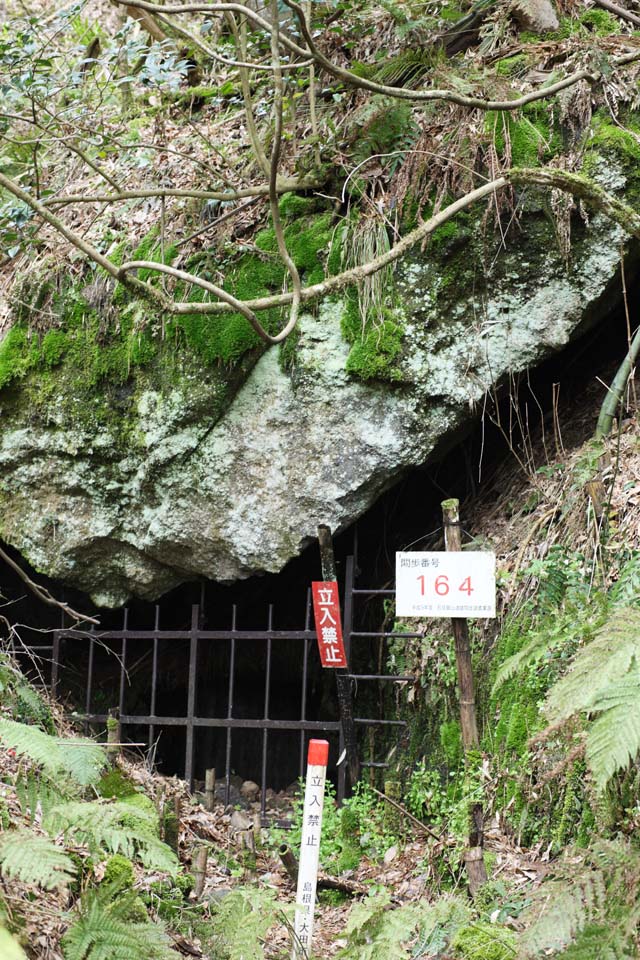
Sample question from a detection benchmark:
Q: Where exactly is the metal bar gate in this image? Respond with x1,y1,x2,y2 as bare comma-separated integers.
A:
19,557,421,821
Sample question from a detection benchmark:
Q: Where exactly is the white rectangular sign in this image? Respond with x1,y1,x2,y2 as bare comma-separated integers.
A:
395,551,496,618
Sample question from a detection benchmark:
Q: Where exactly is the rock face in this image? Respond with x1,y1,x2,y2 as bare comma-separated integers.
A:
0,164,634,605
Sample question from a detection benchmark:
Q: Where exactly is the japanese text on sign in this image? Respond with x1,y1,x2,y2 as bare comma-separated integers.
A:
311,581,347,668
395,551,496,618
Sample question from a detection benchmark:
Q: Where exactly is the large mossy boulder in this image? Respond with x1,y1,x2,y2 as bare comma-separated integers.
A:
0,147,638,604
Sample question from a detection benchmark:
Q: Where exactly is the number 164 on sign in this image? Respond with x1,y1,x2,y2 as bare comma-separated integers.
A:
395,552,496,618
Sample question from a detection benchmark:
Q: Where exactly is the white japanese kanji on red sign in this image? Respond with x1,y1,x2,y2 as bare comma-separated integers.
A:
311,581,347,668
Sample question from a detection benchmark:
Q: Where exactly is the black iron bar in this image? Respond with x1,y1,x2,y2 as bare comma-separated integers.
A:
85,626,95,736
299,589,311,779
149,605,160,751
224,605,237,806
347,674,414,681
79,714,343,731
51,631,60,697
260,605,273,822
185,605,199,789
53,629,318,641
118,608,128,719
351,589,396,596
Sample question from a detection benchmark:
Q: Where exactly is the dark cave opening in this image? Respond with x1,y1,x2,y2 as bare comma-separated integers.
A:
2,260,639,792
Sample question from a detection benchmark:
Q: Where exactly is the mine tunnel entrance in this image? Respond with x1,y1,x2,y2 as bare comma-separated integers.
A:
2,256,640,808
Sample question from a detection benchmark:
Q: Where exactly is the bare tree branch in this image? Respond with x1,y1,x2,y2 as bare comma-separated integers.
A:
0,544,99,625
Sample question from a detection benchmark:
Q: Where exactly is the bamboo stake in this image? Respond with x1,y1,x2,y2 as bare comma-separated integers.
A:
441,498,487,896
205,768,216,812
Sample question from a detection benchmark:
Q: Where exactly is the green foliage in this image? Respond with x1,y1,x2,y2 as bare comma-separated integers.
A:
0,831,77,890
103,855,136,889
0,926,26,960
97,768,138,800
210,886,282,960
344,316,404,382
350,96,419,175
0,718,106,787
63,884,178,960
452,921,517,959
338,891,470,960
542,607,640,790
44,800,178,875
519,840,640,958
15,773,66,824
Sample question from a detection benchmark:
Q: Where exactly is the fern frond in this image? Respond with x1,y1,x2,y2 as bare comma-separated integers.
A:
0,831,76,889
16,772,67,823
45,800,178,875
492,632,552,693
0,926,27,960
559,923,632,959
519,870,607,956
586,664,640,791
545,608,640,722
0,718,105,786
211,887,281,960
63,886,178,960
339,892,470,960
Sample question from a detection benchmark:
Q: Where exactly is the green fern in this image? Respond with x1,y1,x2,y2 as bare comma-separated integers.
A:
63,885,178,960
519,871,606,956
558,923,631,960
0,831,76,889
338,891,470,960
44,801,178,875
0,718,106,786
210,887,282,960
541,608,640,790
0,926,26,960
545,608,640,722
15,772,66,823
586,663,640,791
519,841,640,958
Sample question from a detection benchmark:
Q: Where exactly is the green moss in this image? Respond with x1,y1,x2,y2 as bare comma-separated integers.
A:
345,317,404,382
41,329,68,367
486,108,561,167
98,768,137,800
452,921,517,960
495,54,528,78
440,720,463,765
104,854,136,889
278,192,324,219
579,8,619,34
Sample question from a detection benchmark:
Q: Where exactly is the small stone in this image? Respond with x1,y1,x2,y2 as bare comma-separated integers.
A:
511,0,559,32
383,845,398,864
241,780,260,802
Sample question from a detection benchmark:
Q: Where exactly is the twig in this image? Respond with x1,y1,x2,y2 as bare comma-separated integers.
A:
370,786,442,842
0,544,98,625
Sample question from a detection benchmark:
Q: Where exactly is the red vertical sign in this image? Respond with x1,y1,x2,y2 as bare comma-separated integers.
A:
311,581,347,668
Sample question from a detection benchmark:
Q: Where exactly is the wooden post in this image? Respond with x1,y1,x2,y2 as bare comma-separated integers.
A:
106,708,121,761
278,842,299,884
205,768,216,812
317,525,360,785
192,844,208,899
441,498,487,895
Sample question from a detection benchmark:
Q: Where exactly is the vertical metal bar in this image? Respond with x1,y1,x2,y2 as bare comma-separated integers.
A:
337,556,355,804
118,608,128,719
185,604,199,790
260,605,273,823
300,589,311,778
149,605,160,751
51,630,60,698
84,626,95,735
225,605,237,806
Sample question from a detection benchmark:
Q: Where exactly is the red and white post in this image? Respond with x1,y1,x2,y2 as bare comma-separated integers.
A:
293,739,329,960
